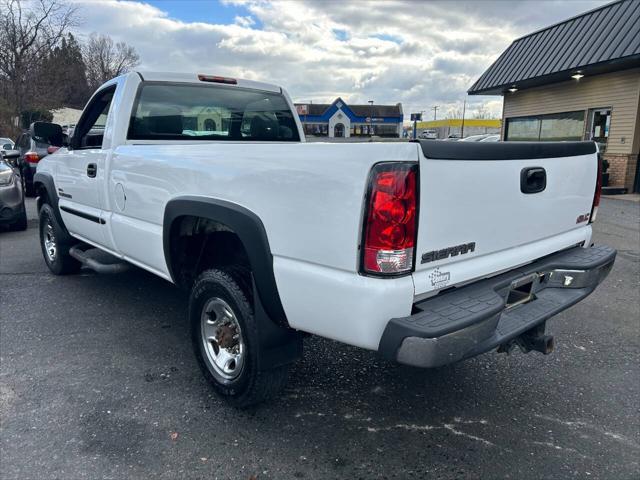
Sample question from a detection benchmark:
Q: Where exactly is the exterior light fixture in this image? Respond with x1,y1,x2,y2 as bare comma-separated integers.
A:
508,86,518,92
571,72,584,80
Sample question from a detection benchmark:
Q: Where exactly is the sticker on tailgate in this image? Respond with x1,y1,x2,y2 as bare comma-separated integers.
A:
429,268,451,289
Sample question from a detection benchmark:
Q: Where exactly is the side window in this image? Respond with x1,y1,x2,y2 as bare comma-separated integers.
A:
72,86,115,150
128,83,300,142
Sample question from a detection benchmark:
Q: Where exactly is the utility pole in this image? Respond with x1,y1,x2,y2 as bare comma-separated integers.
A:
432,105,439,121
412,109,426,140
368,100,374,137
460,99,467,139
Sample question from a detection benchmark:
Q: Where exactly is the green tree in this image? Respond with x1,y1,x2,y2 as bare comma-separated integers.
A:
39,33,91,109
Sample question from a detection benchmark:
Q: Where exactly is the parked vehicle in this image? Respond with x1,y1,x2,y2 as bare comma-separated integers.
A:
418,129,438,139
34,72,615,407
0,159,27,231
480,134,500,142
461,133,496,142
13,124,63,197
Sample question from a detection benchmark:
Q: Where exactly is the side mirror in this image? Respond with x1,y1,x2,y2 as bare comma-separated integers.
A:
30,121,64,147
1,149,20,167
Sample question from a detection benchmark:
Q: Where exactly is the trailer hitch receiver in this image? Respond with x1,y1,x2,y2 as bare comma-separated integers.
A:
497,323,554,355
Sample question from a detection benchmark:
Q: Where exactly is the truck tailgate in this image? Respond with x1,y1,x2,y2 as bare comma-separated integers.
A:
412,141,598,297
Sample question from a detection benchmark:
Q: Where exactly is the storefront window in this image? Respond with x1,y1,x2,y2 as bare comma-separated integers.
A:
539,111,584,141
376,124,399,137
303,123,328,136
506,111,585,141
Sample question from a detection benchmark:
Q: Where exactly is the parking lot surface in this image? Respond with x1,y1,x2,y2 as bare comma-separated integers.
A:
1,198,639,480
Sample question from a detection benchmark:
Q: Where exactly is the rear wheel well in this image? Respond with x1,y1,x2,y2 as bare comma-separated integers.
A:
169,216,252,293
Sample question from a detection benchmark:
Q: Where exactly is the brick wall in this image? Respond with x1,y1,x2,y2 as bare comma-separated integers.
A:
603,153,637,190
624,154,638,191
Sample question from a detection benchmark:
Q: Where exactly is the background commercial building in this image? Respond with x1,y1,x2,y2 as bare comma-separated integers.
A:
469,0,640,192
295,98,403,138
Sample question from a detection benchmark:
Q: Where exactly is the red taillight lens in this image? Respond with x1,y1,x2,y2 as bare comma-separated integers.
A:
590,154,603,223
362,163,418,275
25,152,40,164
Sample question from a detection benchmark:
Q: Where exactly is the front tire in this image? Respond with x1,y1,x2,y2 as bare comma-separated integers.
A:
39,203,81,275
189,269,289,408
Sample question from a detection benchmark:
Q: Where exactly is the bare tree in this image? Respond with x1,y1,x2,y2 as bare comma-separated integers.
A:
446,105,463,119
0,0,78,128
83,33,139,91
472,103,490,119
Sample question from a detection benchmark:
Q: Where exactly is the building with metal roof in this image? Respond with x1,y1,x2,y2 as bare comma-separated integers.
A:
469,0,640,193
294,98,403,138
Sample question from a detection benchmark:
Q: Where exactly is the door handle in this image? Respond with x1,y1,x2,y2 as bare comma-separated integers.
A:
521,167,546,194
87,163,97,178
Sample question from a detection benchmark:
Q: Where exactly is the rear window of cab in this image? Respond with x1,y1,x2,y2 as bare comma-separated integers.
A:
128,83,300,142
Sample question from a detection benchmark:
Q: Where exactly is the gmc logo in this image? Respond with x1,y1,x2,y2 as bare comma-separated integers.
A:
421,242,476,264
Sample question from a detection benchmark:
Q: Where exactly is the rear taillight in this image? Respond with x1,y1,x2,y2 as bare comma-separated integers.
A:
362,163,418,275
24,152,40,164
590,154,602,223
198,74,237,85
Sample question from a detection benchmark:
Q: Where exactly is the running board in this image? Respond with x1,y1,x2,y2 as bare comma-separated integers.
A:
69,245,130,274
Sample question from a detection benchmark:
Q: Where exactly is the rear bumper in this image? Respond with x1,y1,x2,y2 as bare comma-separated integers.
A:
378,245,616,368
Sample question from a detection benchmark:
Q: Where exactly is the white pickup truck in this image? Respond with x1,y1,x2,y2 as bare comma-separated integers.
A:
34,71,615,407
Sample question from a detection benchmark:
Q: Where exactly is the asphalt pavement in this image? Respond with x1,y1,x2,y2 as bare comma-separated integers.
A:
1,198,639,480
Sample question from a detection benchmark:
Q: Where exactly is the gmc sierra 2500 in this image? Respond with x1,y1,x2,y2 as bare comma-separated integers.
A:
34,71,615,407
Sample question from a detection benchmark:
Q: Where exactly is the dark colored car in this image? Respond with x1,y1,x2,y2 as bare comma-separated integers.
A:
0,158,27,231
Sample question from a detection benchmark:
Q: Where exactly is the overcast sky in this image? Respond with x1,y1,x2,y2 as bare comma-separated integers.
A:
72,0,609,119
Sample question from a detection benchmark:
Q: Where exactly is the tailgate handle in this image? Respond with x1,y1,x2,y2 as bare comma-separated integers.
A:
521,167,546,194
87,163,97,178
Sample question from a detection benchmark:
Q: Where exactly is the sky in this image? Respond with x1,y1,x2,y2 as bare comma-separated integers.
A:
71,0,610,120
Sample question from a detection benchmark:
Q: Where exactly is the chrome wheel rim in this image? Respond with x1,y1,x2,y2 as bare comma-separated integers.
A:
201,297,245,381
43,220,57,262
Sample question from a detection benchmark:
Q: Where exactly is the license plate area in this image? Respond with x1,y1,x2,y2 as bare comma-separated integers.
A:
505,273,541,309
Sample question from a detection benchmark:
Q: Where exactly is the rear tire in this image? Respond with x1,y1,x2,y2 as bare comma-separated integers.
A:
189,268,289,408
39,203,81,275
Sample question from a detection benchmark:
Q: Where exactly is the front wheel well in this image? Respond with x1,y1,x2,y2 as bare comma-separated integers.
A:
168,216,251,291
35,182,50,212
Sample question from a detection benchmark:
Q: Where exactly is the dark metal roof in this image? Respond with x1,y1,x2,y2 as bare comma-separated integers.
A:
468,0,640,95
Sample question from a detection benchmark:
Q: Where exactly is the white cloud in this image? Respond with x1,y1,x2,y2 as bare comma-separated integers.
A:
72,0,608,119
